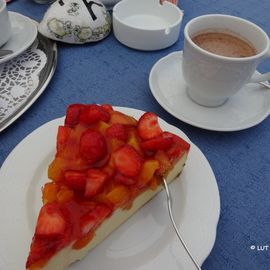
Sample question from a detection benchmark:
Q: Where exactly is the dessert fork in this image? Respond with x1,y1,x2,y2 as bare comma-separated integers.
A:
162,177,202,270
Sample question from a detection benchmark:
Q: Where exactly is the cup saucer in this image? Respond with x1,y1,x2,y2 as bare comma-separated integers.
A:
149,51,270,131
0,12,37,64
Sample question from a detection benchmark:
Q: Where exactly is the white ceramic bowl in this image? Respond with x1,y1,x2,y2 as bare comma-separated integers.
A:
113,0,183,51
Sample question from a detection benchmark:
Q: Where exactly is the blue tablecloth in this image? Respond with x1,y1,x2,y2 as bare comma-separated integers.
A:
1,0,270,269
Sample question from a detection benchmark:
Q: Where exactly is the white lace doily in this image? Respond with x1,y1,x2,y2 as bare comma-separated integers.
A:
0,45,47,123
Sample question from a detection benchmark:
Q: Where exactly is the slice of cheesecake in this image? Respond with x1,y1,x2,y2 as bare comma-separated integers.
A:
26,104,190,270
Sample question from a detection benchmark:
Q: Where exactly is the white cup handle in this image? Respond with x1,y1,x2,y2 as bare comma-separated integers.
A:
250,48,270,83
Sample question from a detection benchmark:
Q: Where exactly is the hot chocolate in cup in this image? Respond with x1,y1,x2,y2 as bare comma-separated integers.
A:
0,0,11,47
182,14,270,107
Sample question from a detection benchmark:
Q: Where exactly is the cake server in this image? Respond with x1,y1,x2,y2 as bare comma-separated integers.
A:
162,177,202,270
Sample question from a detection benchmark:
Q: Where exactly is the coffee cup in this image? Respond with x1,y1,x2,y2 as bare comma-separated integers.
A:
0,0,11,47
182,14,270,107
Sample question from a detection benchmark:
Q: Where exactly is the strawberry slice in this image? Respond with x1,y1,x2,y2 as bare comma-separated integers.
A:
164,132,190,160
138,112,163,140
92,153,110,168
64,171,87,191
80,204,111,236
79,104,110,125
79,129,107,164
140,133,173,151
35,204,66,237
85,169,108,197
106,123,128,141
80,214,96,236
65,104,85,127
56,126,71,153
101,104,114,113
113,145,143,177
114,172,137,186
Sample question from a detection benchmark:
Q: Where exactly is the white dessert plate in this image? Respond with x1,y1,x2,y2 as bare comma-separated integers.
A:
0,11,37,64
0,107,220,270
149,51,270,131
